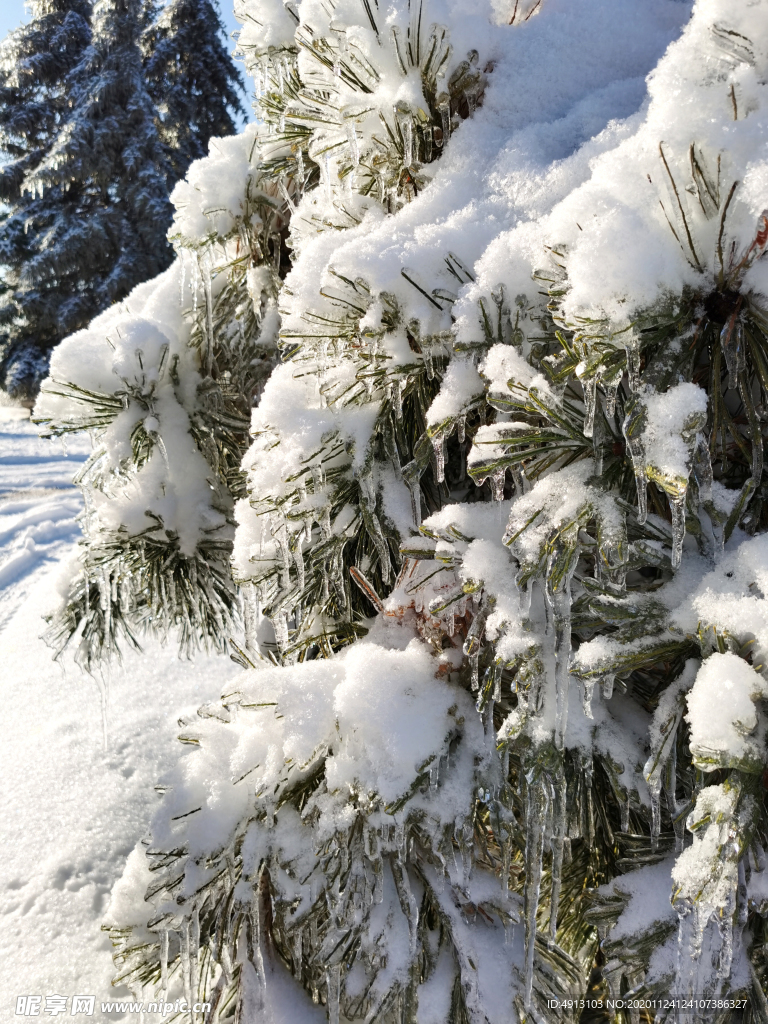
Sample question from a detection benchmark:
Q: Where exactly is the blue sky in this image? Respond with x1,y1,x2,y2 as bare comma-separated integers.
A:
1,0,251,121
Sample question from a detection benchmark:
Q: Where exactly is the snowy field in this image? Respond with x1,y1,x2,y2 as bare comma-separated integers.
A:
0,406,240,1021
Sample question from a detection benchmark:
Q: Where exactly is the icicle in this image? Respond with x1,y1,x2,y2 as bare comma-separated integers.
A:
424,345,435,380
394,378,404,419
550,586,573,751
457,413,466,443
409,481,421,527
523,773,550,1009
271,611,289,653
490,467,505,501
181,920,193,1013
429,761,439,792
621,797,630,833
432,434,446,483
401,116,413,166
582,375,597,438
278,174,296,213
548,770,567,946
319,505,332,541
438,94,451,142
593,399,604,475
159,929,169,1003
625,440,648,523
469,651,480,690
625,334,642,392
670,490,687,568
423,124,433,162
200,252,214,374
664,741,684,853
582,678,596,719
648,772,661,852
294,544,305,593
296,148,305,192
604,381,619,419
190,906,200,1007
292,929,302,976
345,121,360,166
721,316,745,391
323,153,332,202
501,833,513,900
326,964,341,1024
601,673,615,700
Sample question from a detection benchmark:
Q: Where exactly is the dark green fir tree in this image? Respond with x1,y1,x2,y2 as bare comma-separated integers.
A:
142,0,244,180
24,0,176,346
0,0,92,400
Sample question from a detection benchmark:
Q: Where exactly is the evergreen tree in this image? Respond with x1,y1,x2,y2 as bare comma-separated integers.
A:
36,0,768,1021
0,0,92,400
27,0,176,329
142,0,244,181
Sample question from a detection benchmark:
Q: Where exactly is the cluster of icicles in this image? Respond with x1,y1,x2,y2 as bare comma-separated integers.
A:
582,330,734,569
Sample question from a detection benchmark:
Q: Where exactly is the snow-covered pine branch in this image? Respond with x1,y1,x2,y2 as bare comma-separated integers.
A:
34,0,768,1020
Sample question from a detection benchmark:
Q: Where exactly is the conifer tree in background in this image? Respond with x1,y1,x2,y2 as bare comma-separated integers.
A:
142,0,244,181
0,0,244,400
0,0,92,399
24,0,175,345
34,0,768,1021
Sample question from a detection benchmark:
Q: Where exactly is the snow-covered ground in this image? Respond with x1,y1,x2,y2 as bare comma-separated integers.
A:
0,406,240,1021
